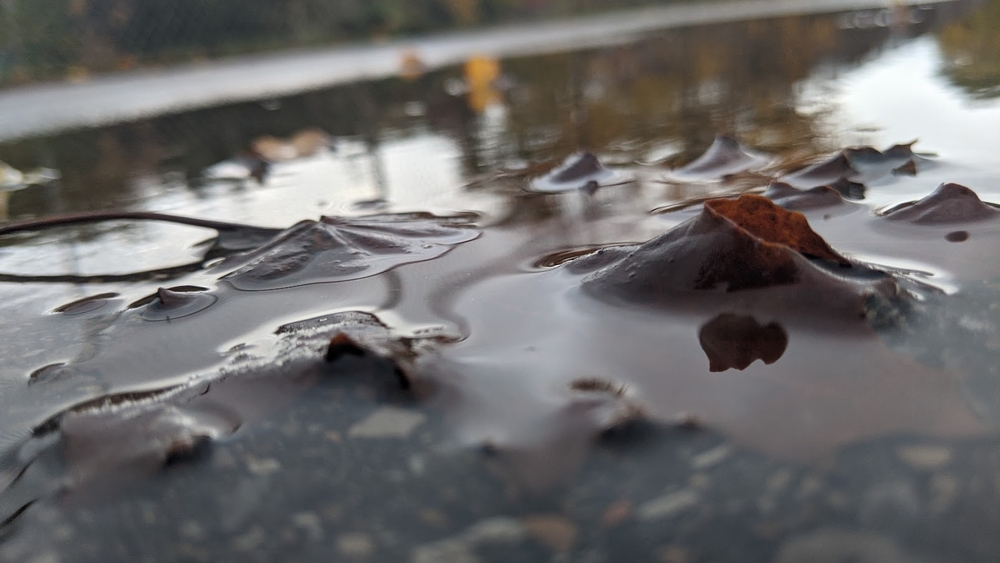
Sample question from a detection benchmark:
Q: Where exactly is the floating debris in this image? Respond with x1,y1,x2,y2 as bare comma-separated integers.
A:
203,153,270,184
204,128,334,184
250,128,334,162
0,162,60,191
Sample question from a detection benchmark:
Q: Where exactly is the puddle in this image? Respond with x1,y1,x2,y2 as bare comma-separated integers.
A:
1,1,999,560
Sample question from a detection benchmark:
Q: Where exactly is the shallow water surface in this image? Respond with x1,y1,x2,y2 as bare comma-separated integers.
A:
1,2,1000,561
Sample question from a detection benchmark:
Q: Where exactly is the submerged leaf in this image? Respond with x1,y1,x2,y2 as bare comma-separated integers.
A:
667,135,768,181
883,183,1000,224
581,195,883,307
529,152,629,193
218,213,479,290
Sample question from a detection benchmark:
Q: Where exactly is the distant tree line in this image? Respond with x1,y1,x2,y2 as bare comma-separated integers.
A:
937,0,1000,98
0,0,691,84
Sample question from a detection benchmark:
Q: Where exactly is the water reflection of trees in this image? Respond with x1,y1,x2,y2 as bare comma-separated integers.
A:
0,6,964,219
937,0,1000,99
440,9,949,170
0,0,780,84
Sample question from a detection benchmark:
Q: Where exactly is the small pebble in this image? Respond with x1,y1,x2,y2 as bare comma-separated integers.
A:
464,517,526,544
798,476,823,498
232,526,265,552
412,540,478,563
293,512,324,541
523,515,577,553
689,473,711,490
691,445,730,469
179,520,205,541
420,509,447,528
896,445,951,470
929,474,959,514
348,407,427,439
658,546,691,563
602,500,633,528
765,470,793,495
774,529,925,563
637,490,700,520
337,533,375,559
246,457,282,477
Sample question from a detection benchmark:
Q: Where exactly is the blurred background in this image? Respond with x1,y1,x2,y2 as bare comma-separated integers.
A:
0,0,996,232
0,0,723,84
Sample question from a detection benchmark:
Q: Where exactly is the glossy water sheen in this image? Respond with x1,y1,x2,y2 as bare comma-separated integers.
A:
0,2,1000,561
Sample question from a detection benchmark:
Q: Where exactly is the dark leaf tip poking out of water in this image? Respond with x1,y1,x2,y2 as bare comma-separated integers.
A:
578,194,899,319
826,177,868,200
325,332,368,362
781,153,859,188
667,134,769,181
782,141,928,189
892,158,919,176
883,182,1000,224
278,310,451,396
127,286,218,322
762,182,849,210
216,213,480,290
52,293,121,315
529,152,629,193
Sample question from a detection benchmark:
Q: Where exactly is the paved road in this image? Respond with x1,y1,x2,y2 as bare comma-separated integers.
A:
0,0,950,142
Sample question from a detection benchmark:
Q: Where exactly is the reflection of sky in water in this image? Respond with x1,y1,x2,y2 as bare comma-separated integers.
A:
0,135,480,277
1,6,999,281
808,37,1000,170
